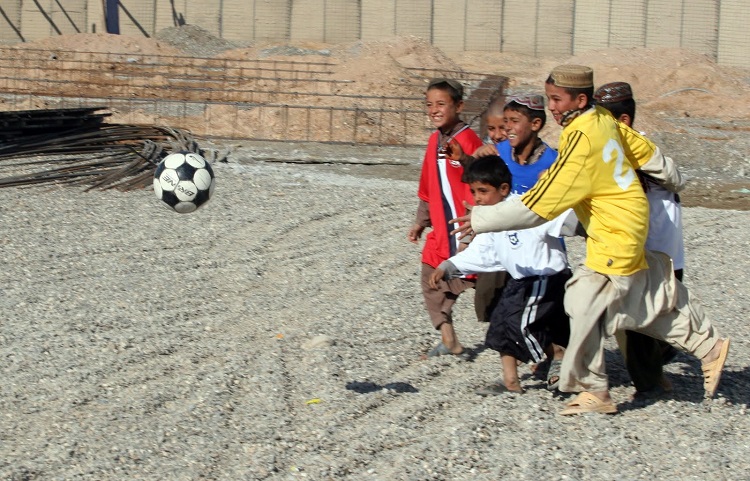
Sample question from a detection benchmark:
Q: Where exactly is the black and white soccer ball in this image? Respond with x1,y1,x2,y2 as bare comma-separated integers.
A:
153,151,215,214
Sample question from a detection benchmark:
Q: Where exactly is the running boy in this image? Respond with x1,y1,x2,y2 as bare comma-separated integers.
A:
451,64,729,415
594,81,684,397
449,93,562,378
429,156,576,393
408,78,484,359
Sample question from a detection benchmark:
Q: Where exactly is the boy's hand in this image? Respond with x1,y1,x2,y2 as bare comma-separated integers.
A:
407,224,425,244
472,144,500,158
450,201,474,239
445,139,464,161
428,267,446,290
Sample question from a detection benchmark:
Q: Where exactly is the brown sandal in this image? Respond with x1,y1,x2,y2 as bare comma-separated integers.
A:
702,338,730,398
559,392,618,415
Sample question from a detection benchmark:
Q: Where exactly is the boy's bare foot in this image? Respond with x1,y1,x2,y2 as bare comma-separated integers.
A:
503,378,523,392
476,382,524,396
439,323,464,354
588,390,612,403
701,338,730,398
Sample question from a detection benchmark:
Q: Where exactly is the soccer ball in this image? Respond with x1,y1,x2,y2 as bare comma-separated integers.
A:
153,151,215,213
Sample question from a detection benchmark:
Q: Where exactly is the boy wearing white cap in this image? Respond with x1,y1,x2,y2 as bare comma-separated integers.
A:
450,93,558,195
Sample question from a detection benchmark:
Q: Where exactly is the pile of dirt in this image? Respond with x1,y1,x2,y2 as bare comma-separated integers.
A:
452,47,750,136
154,24,241,58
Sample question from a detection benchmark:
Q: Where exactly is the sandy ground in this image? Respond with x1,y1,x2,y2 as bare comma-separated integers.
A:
1,142,750,480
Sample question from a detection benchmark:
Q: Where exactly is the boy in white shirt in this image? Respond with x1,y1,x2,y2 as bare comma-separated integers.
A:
429,156,577,393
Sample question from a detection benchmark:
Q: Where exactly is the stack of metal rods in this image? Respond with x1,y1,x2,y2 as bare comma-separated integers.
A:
0,107,202,192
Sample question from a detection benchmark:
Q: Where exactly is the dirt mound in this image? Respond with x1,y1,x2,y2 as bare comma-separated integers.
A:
154,24,241,57
450,47,750,136
568,47,750,123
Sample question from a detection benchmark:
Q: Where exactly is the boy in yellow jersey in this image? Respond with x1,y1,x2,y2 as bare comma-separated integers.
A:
451,64,730,415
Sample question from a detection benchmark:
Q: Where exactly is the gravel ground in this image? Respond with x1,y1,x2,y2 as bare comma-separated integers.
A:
1,141,750,481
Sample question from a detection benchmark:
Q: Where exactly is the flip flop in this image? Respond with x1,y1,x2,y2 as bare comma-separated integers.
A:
475,382,524,396
546,359,562,391
559,392,618,415
702,338,730,398
426,342,473,361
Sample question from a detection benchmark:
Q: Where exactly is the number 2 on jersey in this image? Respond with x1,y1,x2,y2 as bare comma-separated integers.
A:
602,139,635,190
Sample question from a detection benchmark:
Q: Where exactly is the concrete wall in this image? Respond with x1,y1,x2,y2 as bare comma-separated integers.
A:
361,0,396,39
464,0,502,51
17,0,88,40
1,0,748,68
717,1,749,68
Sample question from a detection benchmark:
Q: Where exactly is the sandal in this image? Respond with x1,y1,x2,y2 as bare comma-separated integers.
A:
702,338,730,398
546,359,562,391
426,342,473,361
559,392,618,415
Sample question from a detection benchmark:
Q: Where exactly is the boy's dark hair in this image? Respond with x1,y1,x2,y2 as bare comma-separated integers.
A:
504,101,547,130
596,98,636,123
594,81,636,122
427,78,464,104
545,75,594,105
462,155,512,188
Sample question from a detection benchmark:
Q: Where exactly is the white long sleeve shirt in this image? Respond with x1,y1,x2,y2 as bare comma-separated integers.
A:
441,207,578,280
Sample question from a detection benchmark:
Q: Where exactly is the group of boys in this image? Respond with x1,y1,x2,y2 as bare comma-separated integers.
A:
409,66,730,415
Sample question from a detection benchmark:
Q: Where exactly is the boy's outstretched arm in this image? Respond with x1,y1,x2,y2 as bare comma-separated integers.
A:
446,139,475,166
618,123,685,193
408,200,431,243
427,266,448,289
638,150,685,193
451,198,547,237
472,144,500,158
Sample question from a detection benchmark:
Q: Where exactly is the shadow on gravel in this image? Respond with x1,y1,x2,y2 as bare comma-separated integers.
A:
615,358,749,412
346,381,419,394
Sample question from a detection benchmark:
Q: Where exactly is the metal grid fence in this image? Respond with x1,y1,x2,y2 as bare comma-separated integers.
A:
0,0,746,146
0,47,507,145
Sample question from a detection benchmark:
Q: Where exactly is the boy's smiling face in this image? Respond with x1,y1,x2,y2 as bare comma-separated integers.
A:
545,83,588,125
425,88,463,131
503,108,541,148
469,180,509,206
485,114,507,143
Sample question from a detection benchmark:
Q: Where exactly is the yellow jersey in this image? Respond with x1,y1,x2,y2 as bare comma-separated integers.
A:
521,106,652,275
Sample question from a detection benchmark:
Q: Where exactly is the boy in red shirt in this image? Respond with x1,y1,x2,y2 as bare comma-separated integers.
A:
407,78,483,358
